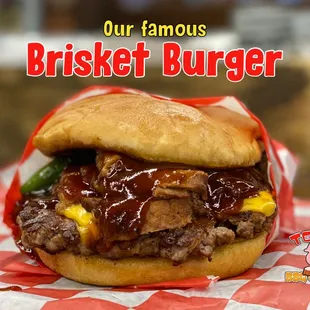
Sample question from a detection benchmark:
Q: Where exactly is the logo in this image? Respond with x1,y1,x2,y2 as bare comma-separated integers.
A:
285,230,310,283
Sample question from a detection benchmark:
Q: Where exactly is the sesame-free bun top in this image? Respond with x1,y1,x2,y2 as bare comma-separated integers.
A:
34,94,262,168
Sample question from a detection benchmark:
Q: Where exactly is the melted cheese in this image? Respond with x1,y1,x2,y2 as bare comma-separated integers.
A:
240,191,276,217
62,204,93,226
60,191,275,245
60,204,99,245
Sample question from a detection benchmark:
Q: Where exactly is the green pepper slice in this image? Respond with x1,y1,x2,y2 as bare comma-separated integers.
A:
20,157,70,194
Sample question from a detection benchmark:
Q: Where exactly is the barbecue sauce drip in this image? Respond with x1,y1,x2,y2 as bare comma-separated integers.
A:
57,156,196,241
15,152,272,245
204,168,271,220
57,165,99,202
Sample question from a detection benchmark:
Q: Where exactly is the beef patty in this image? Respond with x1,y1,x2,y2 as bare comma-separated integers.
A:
16,150,276,263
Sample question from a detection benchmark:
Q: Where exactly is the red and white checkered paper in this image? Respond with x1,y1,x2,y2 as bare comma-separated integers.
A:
0,86,309,309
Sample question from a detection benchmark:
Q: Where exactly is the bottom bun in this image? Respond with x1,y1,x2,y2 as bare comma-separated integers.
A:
36,232,267,286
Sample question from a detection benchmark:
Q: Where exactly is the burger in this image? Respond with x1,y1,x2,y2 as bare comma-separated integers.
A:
13,94,277,286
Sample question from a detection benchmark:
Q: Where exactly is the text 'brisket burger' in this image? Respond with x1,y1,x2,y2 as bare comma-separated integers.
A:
14,94,277,286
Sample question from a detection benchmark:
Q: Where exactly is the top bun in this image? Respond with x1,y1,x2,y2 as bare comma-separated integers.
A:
34,94,261,168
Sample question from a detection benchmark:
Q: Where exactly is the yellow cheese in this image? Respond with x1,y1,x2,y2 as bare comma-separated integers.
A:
240,191,276,217
59,204,98,245
62,204,93,227
77,226,90,245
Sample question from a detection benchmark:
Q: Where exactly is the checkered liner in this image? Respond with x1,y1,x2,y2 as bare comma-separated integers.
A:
0,86,308,309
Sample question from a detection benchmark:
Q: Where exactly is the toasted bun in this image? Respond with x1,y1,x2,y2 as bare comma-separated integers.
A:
34,94,261,168
36,232,267,286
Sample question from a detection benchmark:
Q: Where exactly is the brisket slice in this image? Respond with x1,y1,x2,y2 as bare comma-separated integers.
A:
152,187,190,199
95,152,209,200
141,198,193,235
71,196,194,241
154,170,208,200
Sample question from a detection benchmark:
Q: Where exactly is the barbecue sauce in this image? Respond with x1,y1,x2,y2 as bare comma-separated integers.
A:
57,156,200,241
15,152,272,246
204,168,271,220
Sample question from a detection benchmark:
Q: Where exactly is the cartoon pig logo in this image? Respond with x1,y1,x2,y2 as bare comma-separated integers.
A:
302,243,310,276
